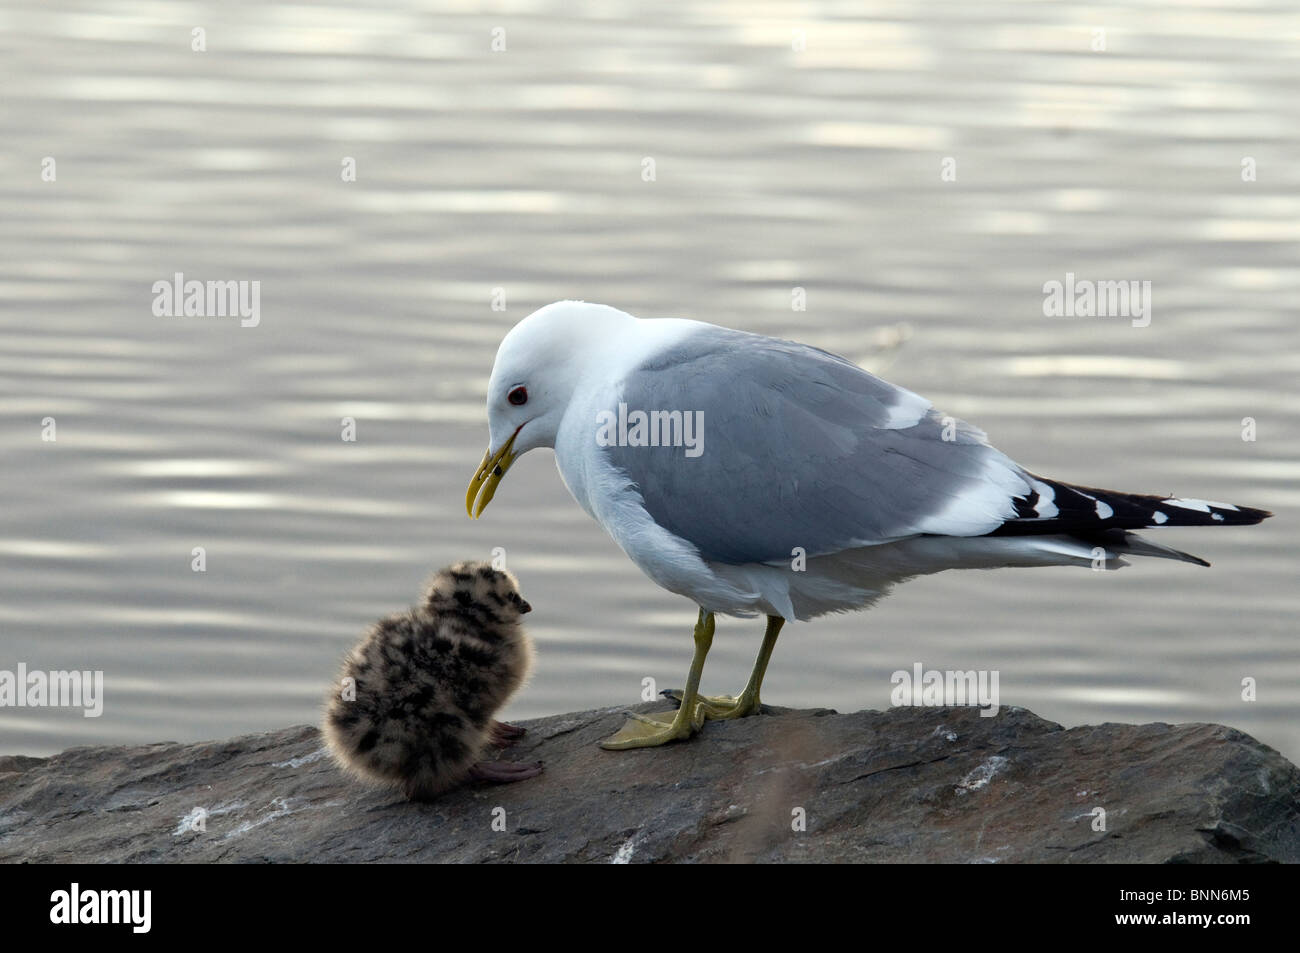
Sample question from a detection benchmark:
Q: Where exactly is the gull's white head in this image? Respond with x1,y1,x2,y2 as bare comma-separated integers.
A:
466,301,633,517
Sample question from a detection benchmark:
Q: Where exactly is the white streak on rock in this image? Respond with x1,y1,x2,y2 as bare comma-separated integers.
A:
272,748,328,769
955,756,1010,795
611,833,641,864
223,797,295,840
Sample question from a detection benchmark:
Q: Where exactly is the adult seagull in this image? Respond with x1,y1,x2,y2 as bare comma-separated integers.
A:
466,301,1270,749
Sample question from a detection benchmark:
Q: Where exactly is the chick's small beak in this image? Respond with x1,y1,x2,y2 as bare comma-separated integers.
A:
465,428,520,518
518,599,532,614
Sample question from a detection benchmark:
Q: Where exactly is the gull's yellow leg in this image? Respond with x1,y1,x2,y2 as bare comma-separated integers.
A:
600,609,716,750
665,615,785,720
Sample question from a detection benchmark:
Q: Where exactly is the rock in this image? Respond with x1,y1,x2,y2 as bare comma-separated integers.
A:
1,704,1296,863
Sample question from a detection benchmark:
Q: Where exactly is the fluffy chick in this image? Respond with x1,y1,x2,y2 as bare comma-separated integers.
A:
323,561,541,800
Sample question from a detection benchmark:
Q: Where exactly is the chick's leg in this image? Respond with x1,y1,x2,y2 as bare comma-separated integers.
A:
600,608,716,750
490,720,527,747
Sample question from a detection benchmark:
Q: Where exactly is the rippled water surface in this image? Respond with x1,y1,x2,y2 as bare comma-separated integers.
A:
2,1,1297,759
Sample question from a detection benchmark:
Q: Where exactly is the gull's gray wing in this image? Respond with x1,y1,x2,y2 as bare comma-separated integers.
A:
599,325,1035,564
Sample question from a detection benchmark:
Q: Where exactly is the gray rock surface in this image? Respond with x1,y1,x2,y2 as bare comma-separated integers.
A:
1,704,1297,863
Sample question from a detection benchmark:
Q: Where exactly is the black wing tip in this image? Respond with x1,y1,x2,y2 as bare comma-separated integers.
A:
1238,506,1273,524
1000,477,1274,535
1195,503,1271,527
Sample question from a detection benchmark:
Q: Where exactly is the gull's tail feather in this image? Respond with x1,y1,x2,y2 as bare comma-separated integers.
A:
1088,529,1211,568
990,474,1272,539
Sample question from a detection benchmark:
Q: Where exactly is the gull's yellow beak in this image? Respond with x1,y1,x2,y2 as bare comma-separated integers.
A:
465,429,520,518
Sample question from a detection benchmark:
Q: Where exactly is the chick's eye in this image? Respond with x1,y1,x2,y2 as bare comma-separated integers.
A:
507,386,528,406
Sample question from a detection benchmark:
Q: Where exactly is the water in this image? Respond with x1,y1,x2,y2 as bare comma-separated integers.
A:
1,0,1297,761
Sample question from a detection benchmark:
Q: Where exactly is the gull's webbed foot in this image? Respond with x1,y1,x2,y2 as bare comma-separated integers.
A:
599,702,707,749
600,608,719,750
661,688,764,720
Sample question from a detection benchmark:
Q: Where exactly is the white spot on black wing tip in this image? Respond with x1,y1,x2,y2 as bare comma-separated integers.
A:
1028,479,1058,518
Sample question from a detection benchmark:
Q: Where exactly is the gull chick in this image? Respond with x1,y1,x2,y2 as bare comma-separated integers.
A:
465,301,1272,750
323,561,541,800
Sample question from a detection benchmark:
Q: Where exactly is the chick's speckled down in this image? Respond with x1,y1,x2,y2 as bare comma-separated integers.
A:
323,561,540,800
